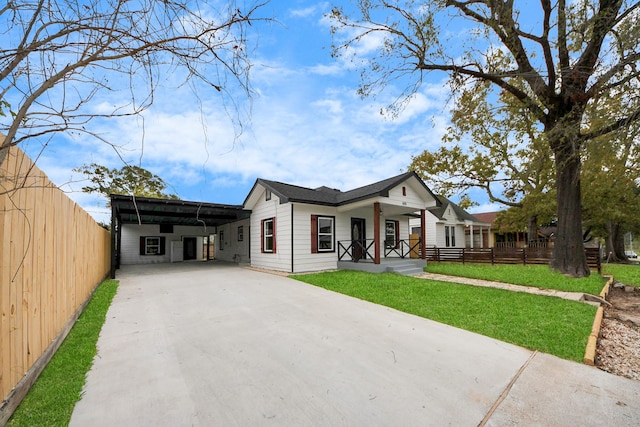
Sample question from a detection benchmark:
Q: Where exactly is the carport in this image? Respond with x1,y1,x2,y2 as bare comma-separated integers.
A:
110,194,251,278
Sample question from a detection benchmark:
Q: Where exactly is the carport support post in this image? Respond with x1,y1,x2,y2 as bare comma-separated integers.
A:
110,206,118,279
374,202,381,264
420,209,426,260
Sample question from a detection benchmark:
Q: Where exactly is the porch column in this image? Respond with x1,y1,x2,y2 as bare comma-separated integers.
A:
374,202,381,264
420,209,426,260
469,224,474,248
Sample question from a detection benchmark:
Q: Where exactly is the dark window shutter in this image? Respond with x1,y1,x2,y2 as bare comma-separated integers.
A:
140,236,145,255
272,217,277,253
159,237,166,255
311,215,318,253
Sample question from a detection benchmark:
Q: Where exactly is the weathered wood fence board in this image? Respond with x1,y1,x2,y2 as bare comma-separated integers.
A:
1,147,111,422
426,247,601,273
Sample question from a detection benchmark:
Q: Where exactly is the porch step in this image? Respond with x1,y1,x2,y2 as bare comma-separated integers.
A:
385,261,426,276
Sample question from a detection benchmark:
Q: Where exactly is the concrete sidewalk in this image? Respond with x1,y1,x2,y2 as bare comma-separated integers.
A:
417,272,594,303
70,263,640,426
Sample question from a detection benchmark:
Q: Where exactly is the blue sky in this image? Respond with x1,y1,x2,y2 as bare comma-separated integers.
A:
18,1,501,223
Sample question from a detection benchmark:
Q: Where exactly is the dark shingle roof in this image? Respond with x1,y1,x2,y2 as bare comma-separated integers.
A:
111,194,250,227
430,195,482,222
250,171,437,207
255,179,338,205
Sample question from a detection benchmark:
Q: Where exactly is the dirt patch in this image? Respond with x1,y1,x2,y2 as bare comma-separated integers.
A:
596,284,640,381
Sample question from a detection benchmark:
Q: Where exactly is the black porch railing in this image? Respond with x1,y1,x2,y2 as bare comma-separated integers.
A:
338,239,375,262
384,239,422,258
338,239,422,262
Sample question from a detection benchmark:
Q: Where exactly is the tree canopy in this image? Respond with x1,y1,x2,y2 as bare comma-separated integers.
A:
74,163,178,202
0,0,268,167
408,81,557,239
329,0,640,277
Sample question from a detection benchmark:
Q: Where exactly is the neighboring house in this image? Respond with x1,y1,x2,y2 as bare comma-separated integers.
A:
471,212,500,247
411,196,491,249
111,172,441,275
472,211,556,248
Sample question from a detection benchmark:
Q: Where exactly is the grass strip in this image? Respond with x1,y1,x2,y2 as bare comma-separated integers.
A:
602,263,640,287
425,262,606,295
7,279,119,427
293,271,596,362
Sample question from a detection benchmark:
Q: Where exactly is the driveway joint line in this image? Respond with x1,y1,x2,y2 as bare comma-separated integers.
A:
477,350,538,427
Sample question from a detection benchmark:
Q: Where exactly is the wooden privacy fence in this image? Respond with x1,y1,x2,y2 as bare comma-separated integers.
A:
0,147,111,423
426,246,602,273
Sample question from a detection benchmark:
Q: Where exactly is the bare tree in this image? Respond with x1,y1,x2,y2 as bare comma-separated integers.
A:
329,0,640,277
0,0,270,167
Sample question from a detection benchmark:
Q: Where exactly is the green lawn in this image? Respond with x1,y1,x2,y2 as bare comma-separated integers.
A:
602,263,640,286
425,262,607,294
7,279,119,427
292,270,596,362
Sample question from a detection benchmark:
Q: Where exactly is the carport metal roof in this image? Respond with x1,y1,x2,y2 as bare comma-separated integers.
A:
110,194,251,227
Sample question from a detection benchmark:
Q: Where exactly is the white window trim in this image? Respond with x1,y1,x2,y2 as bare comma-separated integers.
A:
445,225,456,247
317,216,334,252
263,218,274,253
385,220,397,246
145,237,161,255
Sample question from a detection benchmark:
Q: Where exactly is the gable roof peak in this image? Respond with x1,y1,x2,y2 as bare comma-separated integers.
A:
314,185,342,194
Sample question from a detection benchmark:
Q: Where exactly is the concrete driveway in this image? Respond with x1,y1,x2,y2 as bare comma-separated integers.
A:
70,262,640,426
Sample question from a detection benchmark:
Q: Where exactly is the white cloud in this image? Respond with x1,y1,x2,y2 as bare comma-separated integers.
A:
468,202,504,214
307,63,343,76
13,2,501,222
289,3,329,18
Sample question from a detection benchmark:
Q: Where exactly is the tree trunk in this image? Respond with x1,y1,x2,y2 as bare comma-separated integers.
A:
550,146,590,277
604,221,620,262
527,215,538,244
604,221,627,261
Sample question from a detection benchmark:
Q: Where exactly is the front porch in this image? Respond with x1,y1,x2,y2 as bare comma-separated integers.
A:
337,257,427,275
337,236,426,275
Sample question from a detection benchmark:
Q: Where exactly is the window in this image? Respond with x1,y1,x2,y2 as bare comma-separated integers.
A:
445,226,456,247
311,215,335,253
261,218,276,253
385,220,399,248
159,224,173,234
402,186,406,196
146,237,160,254
139,236,165,256
238,225,244,242
219,230,224,250
265,189,271,201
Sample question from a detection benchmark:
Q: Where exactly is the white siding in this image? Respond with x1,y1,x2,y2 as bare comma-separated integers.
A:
438,223,466,248
291,204,340,273
411,212,438,247
435,223,446,248
380,215,411,258
120,224,208,265
215,218,250,263
386,181,430,210
250,192,292,272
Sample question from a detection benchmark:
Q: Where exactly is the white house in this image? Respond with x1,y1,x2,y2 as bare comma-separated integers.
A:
411,195,491,249
110,172,441,276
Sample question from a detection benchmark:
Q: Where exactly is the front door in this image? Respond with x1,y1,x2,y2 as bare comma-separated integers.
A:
183,237,197,260
351,218,366,261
